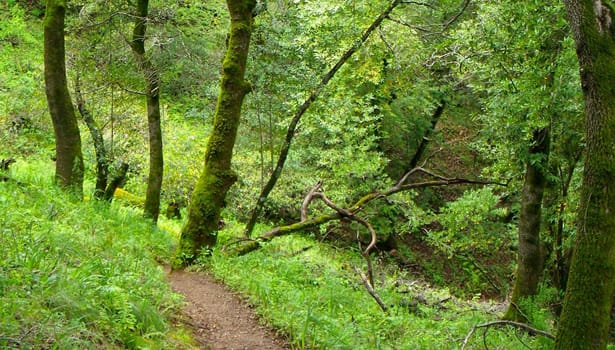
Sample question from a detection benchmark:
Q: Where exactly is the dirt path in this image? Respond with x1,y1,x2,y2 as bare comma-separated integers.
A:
167,269,290,350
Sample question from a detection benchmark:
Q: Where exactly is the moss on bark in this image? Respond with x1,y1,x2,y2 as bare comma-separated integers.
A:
556,1,615,348
504,128,550,322
44,0,84,198
129,0,164,222
175,0,256,267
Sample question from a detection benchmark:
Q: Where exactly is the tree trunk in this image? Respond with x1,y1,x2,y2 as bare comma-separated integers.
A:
44,0,84,197
129,0,163,222
243,0,403,237
406,100,446,172
556,1,615,348
103,162,129,202
75,76,109,199
503,127,550,321
175,0,256,266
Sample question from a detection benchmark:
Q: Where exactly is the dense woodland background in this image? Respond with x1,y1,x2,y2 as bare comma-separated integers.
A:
1,0,614,348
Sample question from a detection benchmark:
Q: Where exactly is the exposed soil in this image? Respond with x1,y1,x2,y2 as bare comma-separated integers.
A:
166,269,290,350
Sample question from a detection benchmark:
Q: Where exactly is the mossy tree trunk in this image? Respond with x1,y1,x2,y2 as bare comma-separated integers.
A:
556,1,615,348
176,0,256,265
75,76,108,199
44,0,84,198
129,0,163,222
503,127,550,321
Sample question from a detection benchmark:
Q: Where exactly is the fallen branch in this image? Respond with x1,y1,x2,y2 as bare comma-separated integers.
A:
461,320,554,350
355,267,388,312
234,167,505,255
301,180,323,221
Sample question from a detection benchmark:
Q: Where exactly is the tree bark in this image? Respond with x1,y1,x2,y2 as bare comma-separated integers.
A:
504,127,550,321
175,0,256,266
103,162,129,202
44,0,84,197
129,0,163,222
406,100,446,172
75,76,109,199
234,168,504,256
243,0,403,237
556,1,615,348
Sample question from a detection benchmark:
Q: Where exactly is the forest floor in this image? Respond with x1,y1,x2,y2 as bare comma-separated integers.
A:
166,269,290,350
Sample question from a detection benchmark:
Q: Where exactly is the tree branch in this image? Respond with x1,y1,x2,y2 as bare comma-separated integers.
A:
443,0,471,30
461,320,554,350
243,0,405,238
233,168,505,256
355,267,388,312
301,180,323,221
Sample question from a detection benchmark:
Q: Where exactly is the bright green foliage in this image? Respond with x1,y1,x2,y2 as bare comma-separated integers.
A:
0,5,45,120
0,5,52,155
426,187,514,293
452,0,583,176
0,161,187,349
202,223,554,349
451,0,585,295
429,187,511,256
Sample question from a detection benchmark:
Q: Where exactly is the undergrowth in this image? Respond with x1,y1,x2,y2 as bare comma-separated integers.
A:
0,160,193,349
194,221,556,350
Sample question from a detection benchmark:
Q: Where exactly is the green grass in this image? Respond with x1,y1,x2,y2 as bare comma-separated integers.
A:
0,161,192,349
200,222,556,350
0,159,560,349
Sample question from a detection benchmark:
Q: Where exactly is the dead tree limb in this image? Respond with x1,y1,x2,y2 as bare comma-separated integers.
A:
355,267,388,312
243,0,405,238
301,180,323,221
234,168,505,256
461,320,554,350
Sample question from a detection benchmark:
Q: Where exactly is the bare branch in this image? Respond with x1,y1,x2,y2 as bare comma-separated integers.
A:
112,81,146,96
235,168,505,256
301,181,323,221
461,320,554,350
400,1,434,8
355,267,388,312
386,16,432,33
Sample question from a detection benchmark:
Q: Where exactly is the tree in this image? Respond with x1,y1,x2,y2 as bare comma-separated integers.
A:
243,0,404,237
555,1,615,348
74,74,109,199
452,0,584,312
175,0,256,266
503,127,550,321
44,0,84,197
129,0,163,222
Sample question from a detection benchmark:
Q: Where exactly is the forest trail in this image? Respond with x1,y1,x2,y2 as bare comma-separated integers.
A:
166,269,290,350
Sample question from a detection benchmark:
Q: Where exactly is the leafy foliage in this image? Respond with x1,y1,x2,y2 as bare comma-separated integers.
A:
0,0,600,347
429,187,511,257
0,161,188,349
201,223,554,349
